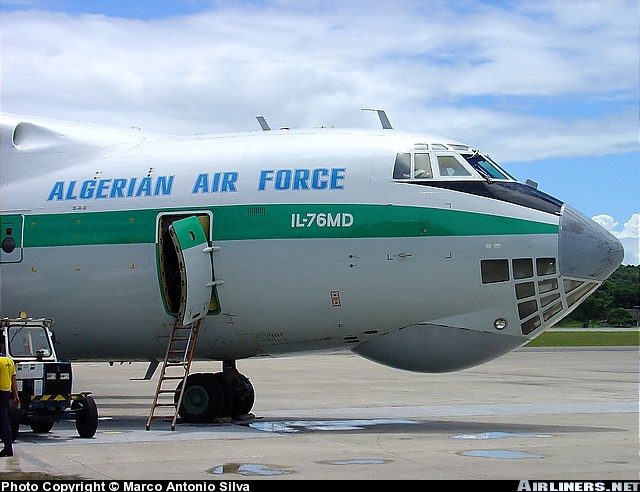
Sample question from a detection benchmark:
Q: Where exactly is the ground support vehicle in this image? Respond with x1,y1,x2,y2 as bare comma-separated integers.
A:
0,316,98,441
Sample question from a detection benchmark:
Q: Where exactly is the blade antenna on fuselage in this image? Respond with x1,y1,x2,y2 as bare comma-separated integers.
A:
256,116,271,131
362,108,392,129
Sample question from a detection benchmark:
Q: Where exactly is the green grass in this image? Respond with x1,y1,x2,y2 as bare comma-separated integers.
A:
525,330,639,347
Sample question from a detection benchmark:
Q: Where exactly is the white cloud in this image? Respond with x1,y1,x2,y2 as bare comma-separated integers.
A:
618,214,640,240
0,0,637,159
592,214,640,265
592,214,619,233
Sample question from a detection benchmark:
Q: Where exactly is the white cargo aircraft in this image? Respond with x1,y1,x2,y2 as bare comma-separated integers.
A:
0,111,624,423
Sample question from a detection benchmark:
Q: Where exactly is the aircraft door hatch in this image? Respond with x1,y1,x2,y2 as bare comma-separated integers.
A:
157,213,220,324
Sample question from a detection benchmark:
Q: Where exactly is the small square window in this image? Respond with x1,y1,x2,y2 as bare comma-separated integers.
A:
481,259,510,284
513,258,534,279
541,292,561,308
515,282,536,299
538,278,558,294
521,316,541,335
518,299,539,320
536,258,556,276
543,302,563,321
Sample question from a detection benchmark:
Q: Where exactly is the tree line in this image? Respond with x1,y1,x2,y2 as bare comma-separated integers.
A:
566,264,639,327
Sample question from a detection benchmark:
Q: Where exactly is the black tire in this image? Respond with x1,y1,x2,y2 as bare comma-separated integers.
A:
212,372,233,418
73,396,98,438
176,373,222,423
30,421,54,434
231,376,255,419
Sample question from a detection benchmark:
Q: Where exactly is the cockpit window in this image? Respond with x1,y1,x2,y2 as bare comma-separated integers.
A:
436,155,471,177
462,153,512,180
394,152,474,180
414,153,433,179
393,153,411,179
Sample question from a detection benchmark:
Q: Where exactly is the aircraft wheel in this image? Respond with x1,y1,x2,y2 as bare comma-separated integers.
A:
177,373,222,423
30,421,54,433
231,376,255,419
212,373,233,418
73,395,99,438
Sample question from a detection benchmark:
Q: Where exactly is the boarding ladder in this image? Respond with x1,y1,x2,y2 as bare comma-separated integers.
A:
146,318,201,431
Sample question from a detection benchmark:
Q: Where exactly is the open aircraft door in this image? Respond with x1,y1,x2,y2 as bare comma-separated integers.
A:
160,214,220,325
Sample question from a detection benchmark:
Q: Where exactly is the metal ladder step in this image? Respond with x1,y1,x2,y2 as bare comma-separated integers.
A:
146,318,201,431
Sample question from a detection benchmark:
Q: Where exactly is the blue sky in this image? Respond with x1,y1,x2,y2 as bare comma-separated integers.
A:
1,0,638,263
1,0,216,19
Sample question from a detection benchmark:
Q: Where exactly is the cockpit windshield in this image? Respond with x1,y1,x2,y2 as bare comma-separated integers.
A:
392,147,517,183
462,153,514,180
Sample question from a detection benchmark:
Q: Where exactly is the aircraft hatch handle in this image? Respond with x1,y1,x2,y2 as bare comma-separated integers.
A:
207,280,224,287
203,246,221,253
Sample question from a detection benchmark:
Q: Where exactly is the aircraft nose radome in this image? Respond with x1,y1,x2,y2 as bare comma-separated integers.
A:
558,205,625,281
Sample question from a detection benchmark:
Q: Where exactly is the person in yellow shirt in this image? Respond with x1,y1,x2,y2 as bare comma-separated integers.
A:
0,351,19,457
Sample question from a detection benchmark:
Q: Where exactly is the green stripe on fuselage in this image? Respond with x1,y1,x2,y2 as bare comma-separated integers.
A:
20,204,558,247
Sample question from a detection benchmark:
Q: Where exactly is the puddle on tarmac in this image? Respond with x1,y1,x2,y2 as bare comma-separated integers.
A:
452,432,551,440
209,458,391,476
317,459,392,466
208,463,293,476
460,450,543,459
249,419,418,433
454,432,547,459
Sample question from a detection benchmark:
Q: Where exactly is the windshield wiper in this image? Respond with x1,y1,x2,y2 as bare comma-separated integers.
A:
467,151,493,184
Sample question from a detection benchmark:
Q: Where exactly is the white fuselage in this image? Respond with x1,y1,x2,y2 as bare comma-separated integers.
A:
0,114,624,372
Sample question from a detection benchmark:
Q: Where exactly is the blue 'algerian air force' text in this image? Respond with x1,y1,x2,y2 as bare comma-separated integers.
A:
47,168,346,201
